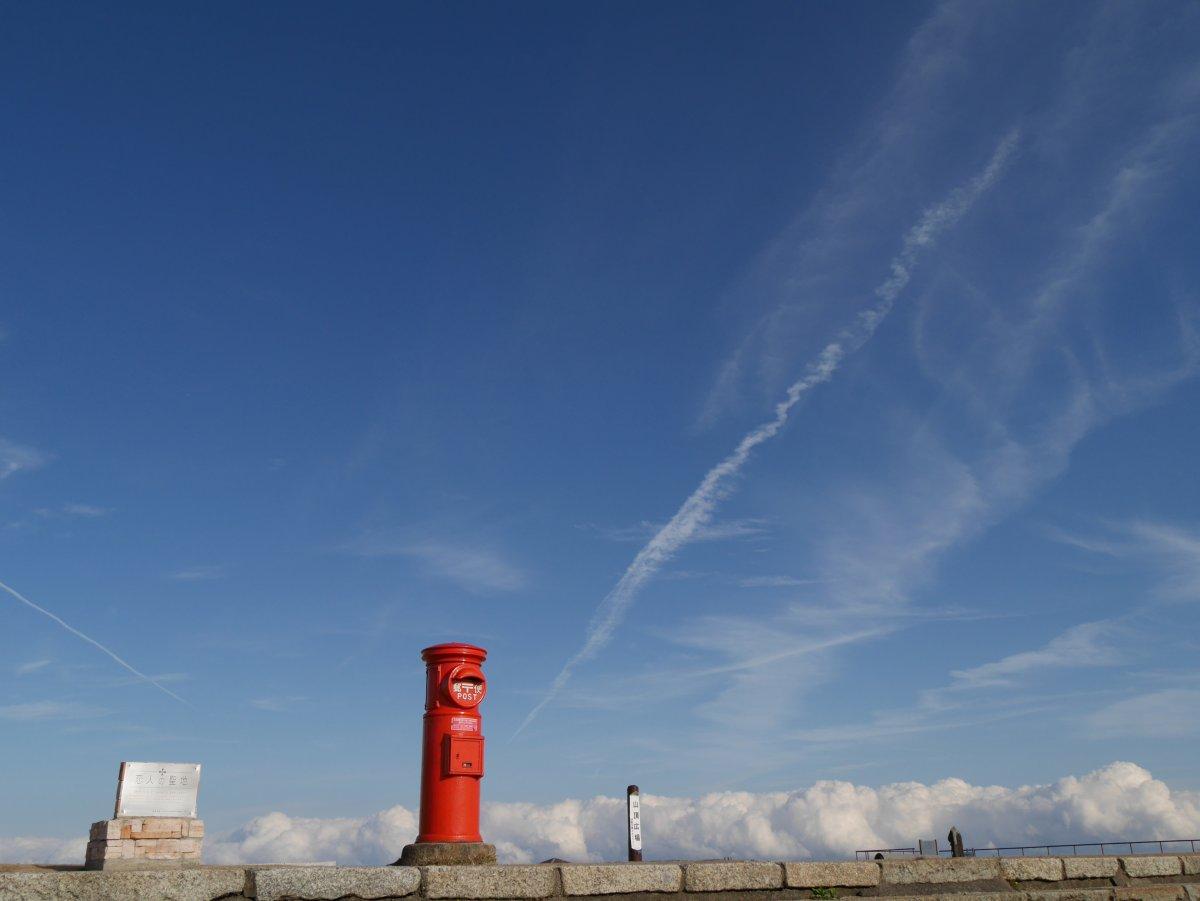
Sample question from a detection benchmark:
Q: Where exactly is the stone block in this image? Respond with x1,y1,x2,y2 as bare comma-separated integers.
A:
249,866,420,901
422,864,559,899
1115,887,1187,901
881,857,1002,884
0,868,247,900
1181,857,1200,876
1123,858,1183,878
785,861,882,888
1026,890,1114,901
1065,858,1122,879
560,863,682,895
184,820,204,838
91,820,122,841
1001,858,1065,881
683,861,783,892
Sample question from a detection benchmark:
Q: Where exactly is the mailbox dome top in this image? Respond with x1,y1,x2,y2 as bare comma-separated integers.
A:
421,642,487,664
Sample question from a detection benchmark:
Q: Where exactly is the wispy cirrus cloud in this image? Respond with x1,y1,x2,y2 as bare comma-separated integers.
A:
34,503,110,519
1047,520,1200,603
581,517,773,544
793,621,1122,747
516,130,1020,737
947,621,1118,690
15,659,52,676
0,439,46,481
0,701,109,722
168,565,227,582
349,534,528,594
1084,689,1200,738
250,696,307,712
0,578,191,706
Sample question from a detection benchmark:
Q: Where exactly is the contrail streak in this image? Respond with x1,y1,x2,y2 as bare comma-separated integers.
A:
0,577,191,706
514,130,1019,737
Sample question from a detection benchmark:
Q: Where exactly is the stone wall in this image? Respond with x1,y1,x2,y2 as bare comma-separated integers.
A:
1,853,1198,900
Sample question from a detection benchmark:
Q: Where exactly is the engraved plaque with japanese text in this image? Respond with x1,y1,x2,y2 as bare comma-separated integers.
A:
113,762,201,818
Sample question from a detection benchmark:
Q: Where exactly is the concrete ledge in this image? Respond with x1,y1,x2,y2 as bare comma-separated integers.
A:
1114,887,1189,901
883,858,1003,884
0,867,247,901
1066,859,1122,879
1026,890,1114,901
1123,859,1184,879
2,854,1200,899
786,860,882,888
1003,860,1067,882
560,863,682,896
422,864,559,899
683,861,783,892
250,865,420,900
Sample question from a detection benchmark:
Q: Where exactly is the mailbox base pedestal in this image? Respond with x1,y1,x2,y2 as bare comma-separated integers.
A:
396,842,497,866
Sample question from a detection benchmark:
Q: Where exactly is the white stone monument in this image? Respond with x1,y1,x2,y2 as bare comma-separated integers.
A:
84,762,204,870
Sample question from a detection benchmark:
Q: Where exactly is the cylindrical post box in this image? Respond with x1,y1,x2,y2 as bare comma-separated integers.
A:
416,642,488,843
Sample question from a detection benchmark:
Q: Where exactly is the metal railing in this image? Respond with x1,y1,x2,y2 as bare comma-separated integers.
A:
856,839,1200,861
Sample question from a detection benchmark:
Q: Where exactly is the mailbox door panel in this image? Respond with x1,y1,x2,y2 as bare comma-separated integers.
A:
444,735,484,777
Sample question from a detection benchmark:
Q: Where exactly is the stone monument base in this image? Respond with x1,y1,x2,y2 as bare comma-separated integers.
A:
396,842,497,866
84,816,204,870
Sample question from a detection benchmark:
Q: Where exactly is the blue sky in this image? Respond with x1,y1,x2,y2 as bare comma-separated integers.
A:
2,0,1200,846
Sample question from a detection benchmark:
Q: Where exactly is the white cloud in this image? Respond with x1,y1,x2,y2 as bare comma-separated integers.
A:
0,578,191,707
15,659,52,676
169,565,226,582
191,763,1200,865
948,621,1117,689
1085,689,1200,738
34,503,110,519
1044,520,1200,603
587,518,773,543
5,763,1196,866
519,131,1019,736
206,806,418,867
351,536,528,594
737,575,825,588
250,696,307,712
0,701,107,721
0,835,86,865
0,439,45,481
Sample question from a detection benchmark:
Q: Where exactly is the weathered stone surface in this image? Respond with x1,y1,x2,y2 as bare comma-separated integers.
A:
785,861,882,888
1002,858,1066,882
0,867,246,901
1115,886,1187,901
398,842,497,866
250,865,419,900
683,861,783,892
1026,890,1113,901
560,863,682,895
423,864,558,899
882,857,1002,884
1181,857,1200,876
1123,858,1183,878
1065,858,1122,879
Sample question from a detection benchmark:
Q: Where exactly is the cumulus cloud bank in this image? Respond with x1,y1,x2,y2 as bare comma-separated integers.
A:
11,762,1193,866
7,763,1195,866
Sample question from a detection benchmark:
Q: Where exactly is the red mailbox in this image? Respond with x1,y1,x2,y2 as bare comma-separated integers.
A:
416,642,488,844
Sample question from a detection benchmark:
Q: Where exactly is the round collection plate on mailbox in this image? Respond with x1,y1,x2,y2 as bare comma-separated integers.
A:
444,664,486,708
